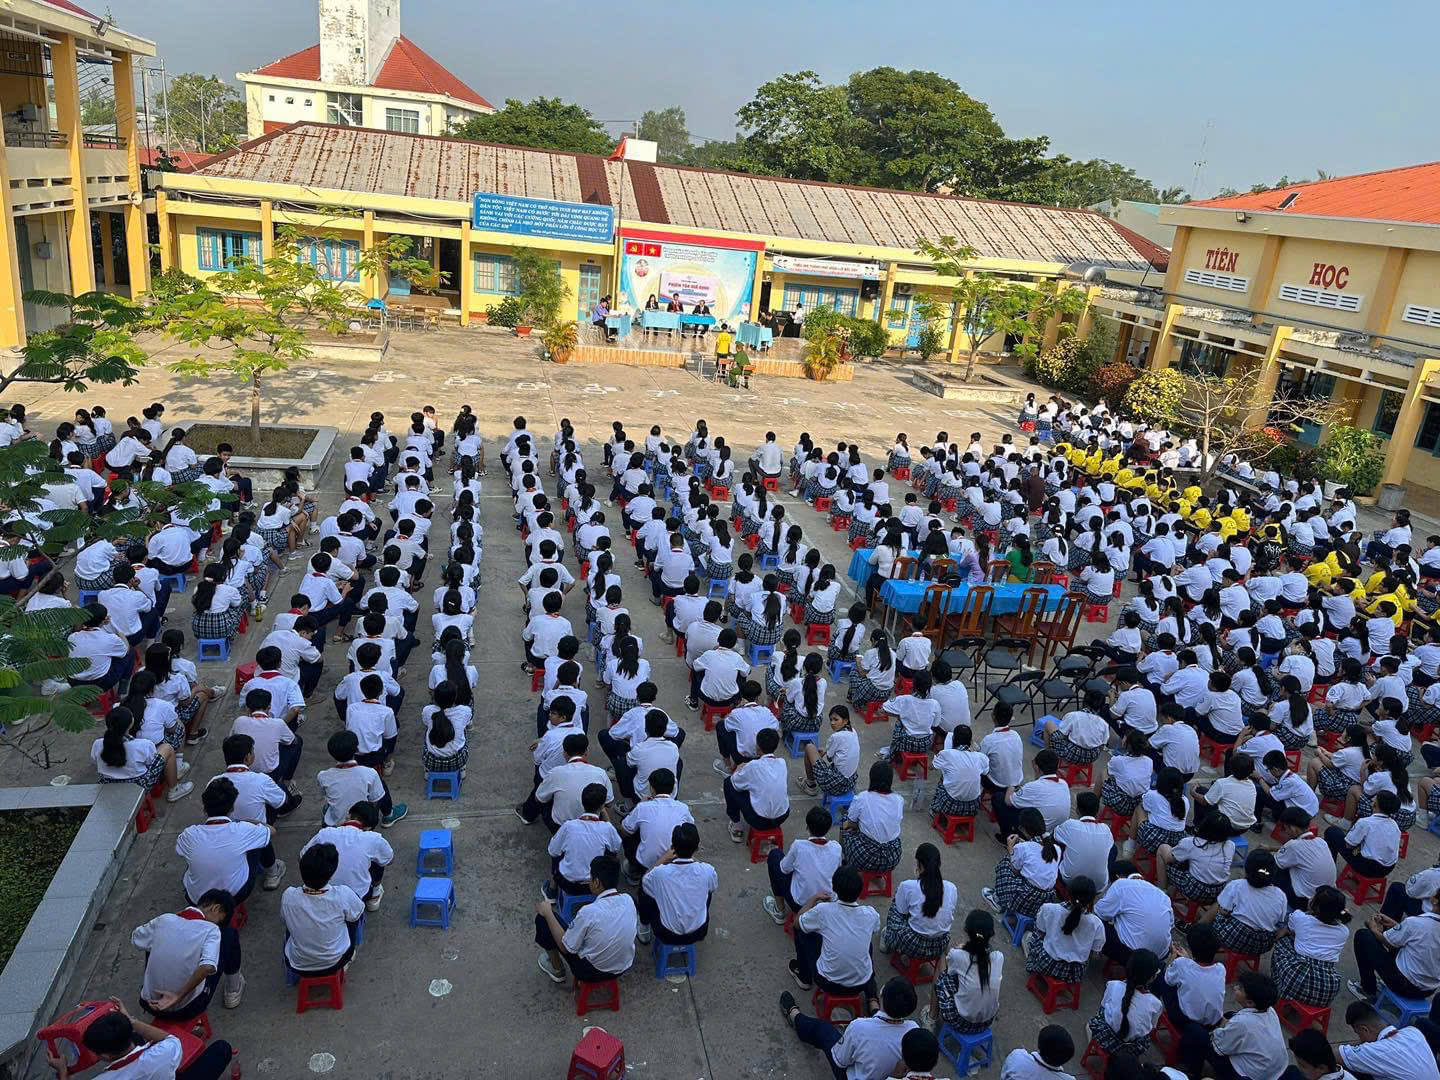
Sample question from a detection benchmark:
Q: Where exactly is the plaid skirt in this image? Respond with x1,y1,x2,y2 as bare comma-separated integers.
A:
258,525,289,554
827,641,861,663
994,855,1057,918
94,432,117,454
1087,1017,1151,1058
1408,684,1440,729
100,754,167,788
1136,820,1186,853
1101,777,1142,817
765,664,784,699
1169,864,1225,903
1429,787,1440,818
884,906,950,960
75,567,116,591
1051,731,1102,764
781,702,823,736
803,604,835,626
887,452,910,471
703,558,733,581
814,758,857,798
741,517,763,539
890,726,934,757
936,971,997,1031
170,466,201,485
1315,707,1360,734
606,692,637,720
1214,913,1276,957
789,461,802,485
848,674,891,707
422,744,469,773
742,614,783,646
777,568,797,588
192,606,244,641
1354,797,1416,830
1025,932,1087,984
841,830,902,873
1316,766,1356,800
1275,723,1310,750
931,788,980,819
1270,935,1340,1007
176,696,202,727
1035,419,1053,442
847,518,872,545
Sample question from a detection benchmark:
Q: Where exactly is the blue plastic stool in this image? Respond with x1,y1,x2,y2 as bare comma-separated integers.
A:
425,770,461,799
78,590,100,607
1232,833,1249,868
1031,716,1057,748
409,877,455,929
757,553,779,571
749,643,775,666
559,891,595,925
354,912,365,946
417,829,453,876
1002,912,1033,948
1376,983,1432,1027
938,1025,994,1077
707,578,729,600
1426,815,1440,840
196,638,230,662
158,573,187,594
785,730,820,759
822,791,855,823
829,659,855,682
653,939,698,979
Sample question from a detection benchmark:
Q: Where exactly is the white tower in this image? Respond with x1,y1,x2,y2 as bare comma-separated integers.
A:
318,0,401,86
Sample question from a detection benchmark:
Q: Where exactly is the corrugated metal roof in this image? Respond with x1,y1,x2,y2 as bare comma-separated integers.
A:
1192,162,1440,225
193,123,1166,269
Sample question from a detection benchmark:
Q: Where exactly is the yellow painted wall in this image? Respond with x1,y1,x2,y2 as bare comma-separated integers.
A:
1269,238,1388,331
1384,250,1440,349
1172,228,1271,302
467,243,606,321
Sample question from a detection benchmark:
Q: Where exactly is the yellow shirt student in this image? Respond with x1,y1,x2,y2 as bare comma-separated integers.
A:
1217,517,1239,540
1230,507,1251,531
1145,482,1164,501
1114,468,1135,486
1304,561,1333,587
1191,507,1213,530
1085,450,1103,472
1183,485,1202,503
1101,456,1121,478
714,329,733,357
1365,570,1389,594
1367,592,1408,625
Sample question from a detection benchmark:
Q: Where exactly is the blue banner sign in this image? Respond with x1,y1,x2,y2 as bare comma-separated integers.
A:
471,193,614,243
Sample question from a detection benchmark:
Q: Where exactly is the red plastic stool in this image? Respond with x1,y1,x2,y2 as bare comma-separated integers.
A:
861,701,885,725
859,869,893,898
530,667,544,692
932,813,975,845
849,535,866,550
805,623,831,646
813,496,832,512
1400,832,1410,860
1080,1037,1109,1080
1338,863,1387,906
1026,972,1081,1013
830,514,850,533
155,1012,213,1042
894,675,914,696
762,476,780,491
746,533,760,550
709,485,730,501
674,632,687,658
230,902,248,931
747,826,784,863
1198,736,1226,768
811,987,865,1024
889,950,938,985
1083,602,1110,623
894,752,930,782
892,466,911,481
1318,729,1343,752
233,661,257,696
1097,806,1130,841
575,978,621,1016
1284,749,1302,772
567,1028,625,1080
1277,998,1332,1036
1057,760,1093,786
977,790,998,823
1152,1011,1183,1064
1131,846,1157,881
1171,894,1208,924
1220,947,1262,979
701,702,732,733
135,790,157,834
296,970,345,1013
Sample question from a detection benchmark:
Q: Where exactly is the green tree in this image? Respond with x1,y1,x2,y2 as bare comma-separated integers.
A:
511,247,570,329
80,87,114,127
1042,157,1161,208
1159,185,1190,204
450,97,615,155
156,73,247,153
678,138,758,172
735,71,857,182
4,291,148,397
637,106,690,162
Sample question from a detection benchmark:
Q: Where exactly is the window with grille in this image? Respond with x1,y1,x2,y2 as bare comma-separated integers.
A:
1277,283,1363,312
385,108,420,134
296,237,360,282
1183,268,1249,293
1402,303,1440,329
1416,403,1440,454
473,254,518,295
1373,390,1404,438
326,92,362,126
781,283,859,317
197,228,262,271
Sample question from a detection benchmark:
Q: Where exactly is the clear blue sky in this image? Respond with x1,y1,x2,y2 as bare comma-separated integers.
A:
101,0,1438,198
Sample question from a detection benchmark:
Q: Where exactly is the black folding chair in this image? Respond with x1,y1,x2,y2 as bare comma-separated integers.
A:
977,668,1043,724
978,635,1032,687
942,637,987,686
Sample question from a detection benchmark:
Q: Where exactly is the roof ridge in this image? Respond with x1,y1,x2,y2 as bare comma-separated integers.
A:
1194,159,1440,206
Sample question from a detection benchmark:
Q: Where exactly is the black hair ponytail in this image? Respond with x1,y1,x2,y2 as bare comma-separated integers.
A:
915,842,944,919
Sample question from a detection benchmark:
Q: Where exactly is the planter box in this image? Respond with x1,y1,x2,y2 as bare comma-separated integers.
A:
308,328,389,364
0,784,143,1078
175,420,337,491
910,370,1027,404
572,344,687,369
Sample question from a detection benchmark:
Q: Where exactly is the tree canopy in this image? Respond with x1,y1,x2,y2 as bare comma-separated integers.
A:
450,97,615,155
637,106,691,162
156,73,247,153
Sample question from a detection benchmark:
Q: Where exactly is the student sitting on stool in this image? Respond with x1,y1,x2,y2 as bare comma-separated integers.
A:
301,799,393,913
534,854,638,987
620,767,692,883
637,822,718,945
545,783,621,902
763,806,841,926
176,778,283,904
779,975,917,1080
53,1002,235,1080
130,888,244,1020
281,842,364,979
723,727,790,843
789,865,883,1007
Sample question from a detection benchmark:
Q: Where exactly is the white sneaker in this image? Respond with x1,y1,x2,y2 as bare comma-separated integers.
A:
918,1006,933,1029
207,685,225,697
729,823,745,843
762,896,786,925
222,972,245,1009
365,884,384,912
980,887,1001,912
165,780,194,802
1322,812,1350,828
712,758,733,777
537,952,566,984
262,859,287,890
636,924,652,945
175,758,191,779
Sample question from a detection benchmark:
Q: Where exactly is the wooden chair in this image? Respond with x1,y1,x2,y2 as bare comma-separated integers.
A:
894,556,920,582
912,584,952,645
928,558,957,581
1031,561,1058,582
941,585,994,653
994,587,1051,665
1036,592,1087,669
986,559,1010,583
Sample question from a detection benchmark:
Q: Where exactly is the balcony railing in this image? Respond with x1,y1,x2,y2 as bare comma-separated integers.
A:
3,130,68,149
81,134,127,150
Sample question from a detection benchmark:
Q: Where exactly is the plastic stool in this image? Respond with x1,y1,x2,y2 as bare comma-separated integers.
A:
707,577,728,600
1002,911,1034,947
1171,894,1208,925
1030,719,1054,748
1400,831,1410,860
932,813,975,844
1428,815,1440,841
409,876,455,929
416,829,453,876
829,659,855,682
892,466,911,482
1231,833,1249,868
1338,863,1387,907
805,623,831,646
1080,1037,1109,1080
1220,947,1262,979
811,987,865,1024
530,667,544,692
159,573,187,594
747,826,784,864
1198,736,1226,767
822,792,855,822
153,1012,213,1042
1083,602,1109,624
567,1029,625,1080
1057,759,1092,786
1376,983,1432,1027
196,638,230,662
748,643,775,666
78,589,99,606
233,661,256,696
700,702,731,733
813,496,832,512
1026,972,1081,1013
1152,1011,1183,1064
860,700,885,725
558,891,594,925
575,978,620,1016
1097,806,1130,841
652,940,698,979
894,675,914,697
757,553,779,571
889,949,938,985
1277,998,1332,1036
135,789,157,834
894,752,929,782
291,968,345,1013
762,476,780,491
785,729,820,759
937,1024,993,1077
859,869,893,898
425,770,461,799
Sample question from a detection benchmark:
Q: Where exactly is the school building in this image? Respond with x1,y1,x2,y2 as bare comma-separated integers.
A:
0,0,154,347
1086,161,1440,496
147,121,1166,362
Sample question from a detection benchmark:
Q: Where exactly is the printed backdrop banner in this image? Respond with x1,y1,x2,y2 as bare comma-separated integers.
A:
619,238,757,324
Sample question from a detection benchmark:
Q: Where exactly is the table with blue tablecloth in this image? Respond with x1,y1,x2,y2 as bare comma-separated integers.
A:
737,322,774,350
604,313,631,340
878,580,1066,617
638,310,680,332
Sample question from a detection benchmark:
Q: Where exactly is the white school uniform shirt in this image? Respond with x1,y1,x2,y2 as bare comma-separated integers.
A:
95,1036,187,1079
626,736,681,800
850,790,905,843
132,909,221,1009
1210,1007,1289,1080
730,754,790,818
980,727,1024,788
642,858,718,935
1172,836,1236,884
175,816,271,900
1094,876,1174,956
343,700,397,755
891,878,959,940
693,648,750,699
524,612,574,658
1111,686,1157,734
1163,955,1226,1026
1287,909,1349,963
1272,833,1337,899
563,888,638,974
1100,979,1162,1041
883,693,942,738
1033,901,1104,964
534,720,584,778
1218,879,1288,932
317,762,386,827
1058,709,1109,749
231,711,296,774
1345,814,1401,867
282,884,364,971
258,628,322,683
1140,789,1190,833
1340,1024,1440,1080
1056,817,1117,891
933,747,988,800
894,634,932,671
944,948,1005,1028
548,814,622,883
301,823,394,899
621,794,693,869
931,680,972,733
536,757,613,824
1013,775,1072,833
209,765,286,825
1011,839,1061,890
1268,770,1320,816
797,900,882,988
779,835,843,907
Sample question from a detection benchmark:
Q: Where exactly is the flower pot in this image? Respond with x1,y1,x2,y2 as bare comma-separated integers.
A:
514,325,532,337
552,350,571,365
806,369,828,381
475,312,489,324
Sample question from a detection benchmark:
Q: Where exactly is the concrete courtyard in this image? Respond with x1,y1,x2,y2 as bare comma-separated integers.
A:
4,326,1437,1079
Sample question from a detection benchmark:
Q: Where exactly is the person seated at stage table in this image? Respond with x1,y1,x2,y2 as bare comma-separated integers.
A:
591,296,614,342
645,295,660,311
666,294,685,313
692,300,712,338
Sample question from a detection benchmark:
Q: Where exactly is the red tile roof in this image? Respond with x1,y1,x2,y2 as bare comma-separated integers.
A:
43,0,99,19
1191,161,1440,225
249,37,490,109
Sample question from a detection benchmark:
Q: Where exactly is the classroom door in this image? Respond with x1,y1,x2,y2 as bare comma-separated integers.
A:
905,308,926,349
577,264,602,321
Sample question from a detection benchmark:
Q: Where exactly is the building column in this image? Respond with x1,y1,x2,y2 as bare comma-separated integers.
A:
1381,357,1440,488
0,131,25,347
1148,303,1184,370
51,34,95,294
1160,226,1192,298
155,190,173,273
1366,246,1410,342
1245,235,1283,327
1075,285,1101,340
749,251,766,323
259,201,275,262
877,262,897,323
362,210,378,299
459,221,472,327
112,51,148,297
98,213,115,288
1243,325,1293,428
1113,321,1135,365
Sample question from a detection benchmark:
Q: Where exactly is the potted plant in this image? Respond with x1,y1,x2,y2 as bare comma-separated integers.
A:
541,319,579,364
513,248,569,339
802,325,845,381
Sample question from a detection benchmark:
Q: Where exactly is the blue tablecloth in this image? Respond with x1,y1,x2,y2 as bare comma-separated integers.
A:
679,314,716,328
879,580,1066,617
639,310,680,331
604,313,631,339
737,322,774,349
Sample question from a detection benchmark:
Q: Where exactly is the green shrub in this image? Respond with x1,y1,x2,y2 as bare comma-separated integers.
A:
1122,368,1188,425
1317,425,1388,495
485,297,525,328
1031,337,1101,394
845,318,890,359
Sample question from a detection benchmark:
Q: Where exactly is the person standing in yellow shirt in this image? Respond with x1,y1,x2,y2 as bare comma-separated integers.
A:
713,323,734,382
